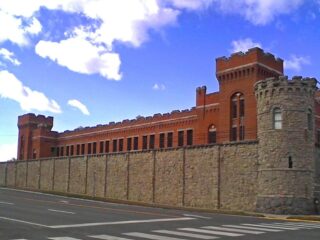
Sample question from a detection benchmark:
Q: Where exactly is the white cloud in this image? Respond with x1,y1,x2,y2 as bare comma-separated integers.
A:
35,37,122,80
165,0,214,10
230,38,262,53
284,55,310,71
153,83,166,90
68,99,90,115
0,48,21,66
0,143,17,162
215,0,304,25
0,70,61,113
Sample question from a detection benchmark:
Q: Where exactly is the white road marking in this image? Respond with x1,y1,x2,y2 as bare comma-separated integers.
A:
48,209,75,214
222,225,282,232
272,223,320,228
202,226,264,234
183,214,211,219
153,230,218,239
178,228,243,237
0,216,47,228
59,200,70,204
89,234,133,240
0,201,14,205
242,223,298,230
124,232,185,240
49,217,194,229
48,238,81,240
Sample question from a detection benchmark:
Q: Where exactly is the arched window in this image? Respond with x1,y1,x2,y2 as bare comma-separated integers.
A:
208,125,217,144
307,109,313,130
230,92,245,141
273,108,282,129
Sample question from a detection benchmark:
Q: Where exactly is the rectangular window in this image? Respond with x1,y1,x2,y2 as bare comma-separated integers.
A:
127,138,132,151
57,147,60,157
88,143,92,154
99,141,104,153
142,135,148,150
76,144,80,155
113,139,117,152
70,145,74,156
167,132,173,148
239,126,245,140
92,142,97,154
187,129,193,146
178,131,184,147
119,139,123,152
232,100,237,118
231,127,237,141
240,99,245,117
208,131,216,144
51,147,56,157
149,135,155,149
159,133,165,148
105,140,110,153
133,137,138,150
66,146,70,156
81,144,85,155
60,146,64,156
317,130,320,143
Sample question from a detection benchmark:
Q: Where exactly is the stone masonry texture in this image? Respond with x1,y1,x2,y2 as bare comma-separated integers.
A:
26,160,40,189
40,159,54,190
87,156,106,198
0,163,6,186
69,157,87,194
16,161,27,188
53,158,69,192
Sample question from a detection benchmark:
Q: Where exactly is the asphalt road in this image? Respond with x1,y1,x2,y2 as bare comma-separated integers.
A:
0,187,319,240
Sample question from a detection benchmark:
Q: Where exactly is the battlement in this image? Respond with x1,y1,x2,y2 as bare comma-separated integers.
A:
216,47,283,74
254,76,317,95
18,113,53,129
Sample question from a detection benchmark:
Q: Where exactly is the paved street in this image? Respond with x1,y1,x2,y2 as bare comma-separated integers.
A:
0,187,319,240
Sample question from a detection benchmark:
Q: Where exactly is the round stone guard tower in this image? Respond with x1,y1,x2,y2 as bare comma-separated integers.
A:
255,75,317,214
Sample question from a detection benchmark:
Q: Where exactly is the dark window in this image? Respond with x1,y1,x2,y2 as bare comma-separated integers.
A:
93,142,97,154
317,130,320,143
159,133,165,148
288,156,293,168
142,135,148,150
239,126,245,140
240,98,245,117
231,100,237,118
57,147,60,157
33,149,36,159
167,132,173,148
127,138,132,151
60,146,64,156
208,125,216,144
133,137,138,150
88,143,92,154
51,147,56,157
99,141,104,153
105,141,110,153
187,129,193,146
66,146,70,156
178,131,184,147
70,145,74,156
119,139,123,152
76,144,80,155
308,109,313,130
149,135,155,149
81,144,85,155
231,127,237,141
113,139,117,152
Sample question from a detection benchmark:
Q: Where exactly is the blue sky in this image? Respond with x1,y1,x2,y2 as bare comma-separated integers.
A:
0,0,320,161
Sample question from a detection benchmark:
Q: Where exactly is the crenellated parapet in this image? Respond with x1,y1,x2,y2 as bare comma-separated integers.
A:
254,76,317,99
18,113,53,130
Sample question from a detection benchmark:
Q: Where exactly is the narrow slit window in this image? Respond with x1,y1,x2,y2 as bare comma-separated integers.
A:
273,108,282,129
288,156,293,168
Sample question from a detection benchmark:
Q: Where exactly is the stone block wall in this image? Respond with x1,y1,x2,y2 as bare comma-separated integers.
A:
0,142,268,213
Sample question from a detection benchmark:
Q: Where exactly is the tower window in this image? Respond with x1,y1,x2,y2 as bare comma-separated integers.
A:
231,99,237,118
288,156,293,168
273,108,282,129
240,98,245,117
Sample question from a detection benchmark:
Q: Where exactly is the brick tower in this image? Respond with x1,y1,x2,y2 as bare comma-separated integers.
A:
255,76,317,214
216,48,283,143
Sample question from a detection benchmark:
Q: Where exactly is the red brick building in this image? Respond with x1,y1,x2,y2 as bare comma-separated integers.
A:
16,48,319,160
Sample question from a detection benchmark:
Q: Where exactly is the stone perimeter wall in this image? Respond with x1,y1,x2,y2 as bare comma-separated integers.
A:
0,143,259,212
